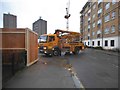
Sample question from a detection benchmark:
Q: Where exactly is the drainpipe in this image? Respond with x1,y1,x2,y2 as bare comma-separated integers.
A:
101,2,104,49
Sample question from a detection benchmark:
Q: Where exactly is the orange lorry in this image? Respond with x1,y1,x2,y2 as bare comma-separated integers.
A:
38,29,85,56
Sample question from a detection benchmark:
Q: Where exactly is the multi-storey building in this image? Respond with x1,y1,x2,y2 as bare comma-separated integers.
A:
80,0,120,50
3,13,17,28
33,17,47,37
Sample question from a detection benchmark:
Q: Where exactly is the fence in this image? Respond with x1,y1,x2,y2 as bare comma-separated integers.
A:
0,28,38,86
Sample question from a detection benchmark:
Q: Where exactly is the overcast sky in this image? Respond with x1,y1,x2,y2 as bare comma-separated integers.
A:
0,0,88,34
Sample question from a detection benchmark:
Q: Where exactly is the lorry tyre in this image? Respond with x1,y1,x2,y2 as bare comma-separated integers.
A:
74,48,79,55
53,49,60,56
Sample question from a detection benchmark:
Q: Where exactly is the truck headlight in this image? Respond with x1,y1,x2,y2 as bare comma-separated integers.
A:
43,47,47,49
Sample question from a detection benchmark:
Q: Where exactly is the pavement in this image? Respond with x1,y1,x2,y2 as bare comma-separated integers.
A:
2,55,76,88
92,48,120,56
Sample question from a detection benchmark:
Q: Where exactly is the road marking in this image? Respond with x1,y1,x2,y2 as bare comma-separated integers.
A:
65,65,85,89
72,74,85,89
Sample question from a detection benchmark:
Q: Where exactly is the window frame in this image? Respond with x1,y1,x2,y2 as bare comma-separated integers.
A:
104,14,110,22
104,26,110,34
112,0,116,5
88,42,89,45
98,41,100,46
111,25,115,33
92,32,95,36
93,14,95,19
111,40,115,47
105,40,108,46
93,4,96,10
105,3,110,10
112,11,116,19
92,22,95,28
92,41,94,46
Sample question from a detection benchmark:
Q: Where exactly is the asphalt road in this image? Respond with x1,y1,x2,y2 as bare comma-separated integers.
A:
64,48,119,88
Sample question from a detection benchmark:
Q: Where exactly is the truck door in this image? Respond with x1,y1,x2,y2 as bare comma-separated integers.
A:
48,36,55,49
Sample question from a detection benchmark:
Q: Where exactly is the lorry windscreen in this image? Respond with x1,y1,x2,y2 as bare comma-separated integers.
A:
39,35,48,43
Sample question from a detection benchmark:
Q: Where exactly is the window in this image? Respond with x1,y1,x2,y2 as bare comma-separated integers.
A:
105,3,110,10
98,24,101,28
119,24,120,31
98,8,102,14
98,41,100,46
88,3,91,8
88,17,91,21
92,22,95,28
98,0,103,4
49,36,55,42
98,19,102,24
88,25,90,29
97,34,101,38
88,18,91,24
104,27,110,34
92,32,95,36
88,42,89,45
98,8,102,17
93,14,95,19
88,9,91,17
111,25,115,33
88,25,90,32
88,36,90,40
111,40,114,46
97,19,102,28
112,0,116,5
88,29,90,32
88,13,90,17
112,11,116,19
105,40,108,46
98,2,102,8
88,21,90,25
104,14,110,22
93,4,96,10
88,9,91,13
97,30,101,38
92,41,94,46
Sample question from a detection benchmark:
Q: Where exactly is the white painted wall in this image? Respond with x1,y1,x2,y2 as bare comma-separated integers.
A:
83,36,120,50
118,36,120,50
103,36,119,49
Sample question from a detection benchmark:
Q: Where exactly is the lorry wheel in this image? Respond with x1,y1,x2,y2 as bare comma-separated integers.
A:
74,48,79,55
53,49,60,56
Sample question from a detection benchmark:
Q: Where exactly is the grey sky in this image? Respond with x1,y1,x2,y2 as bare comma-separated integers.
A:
0,0,88,33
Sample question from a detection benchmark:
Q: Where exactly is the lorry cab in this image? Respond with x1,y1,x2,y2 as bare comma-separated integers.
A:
38,34,61,56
